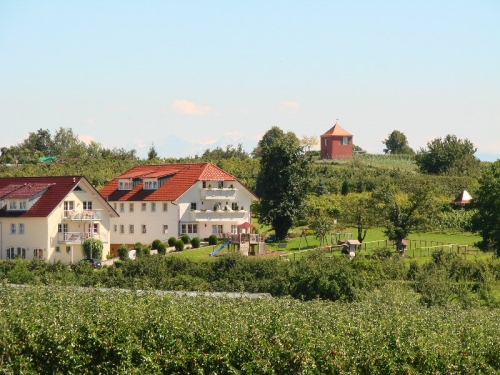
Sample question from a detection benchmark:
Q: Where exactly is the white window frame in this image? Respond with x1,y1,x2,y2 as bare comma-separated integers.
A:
33,248,43,260
151,202,156,212
129,225,134,234
141,203,147,211
163,224,168,234
10,223,16,234
19,201,27,210
83,201,93,210
19,223,25,235
142,224,147,234
120,203,125,213
17,247,26,259
163,202,168,212
120,225,124,234
6,247,15,259
231,225,237,234
129,203,134,212
9,201,17,210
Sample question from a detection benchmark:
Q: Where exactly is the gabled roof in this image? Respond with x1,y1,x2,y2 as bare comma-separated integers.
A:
100,163,257,202
321,123,352,137
0,176,118,218
452,189,473,204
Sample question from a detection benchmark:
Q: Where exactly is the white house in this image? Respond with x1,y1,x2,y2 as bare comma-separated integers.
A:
99,163,258,253
0,176,118,262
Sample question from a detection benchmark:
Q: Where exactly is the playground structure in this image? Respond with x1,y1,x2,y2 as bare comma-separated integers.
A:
210,222,266,256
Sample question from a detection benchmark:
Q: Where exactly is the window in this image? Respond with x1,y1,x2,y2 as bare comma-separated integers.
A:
6,247,15,259
113,224,117,232
19,201,27,210
83,201,92,210
58,224,68,233
324,138,328,146
10,223,16,234
163,224,168,234
141,203,147,211
144,181,158,190
129,203,134,212
190,202,197,210
19,223,25,235
88,223,98,234
33,248,43,260
64,201,75,211
341,136,350,145
55,246,61,253
113,202,117,210
120,203,125,213
231,225,237,234
9,201,17,210
202,181,207,188
163,202,168,212
151,202,156,212
142,224,147,234
212,225,223,234
119,181,132,190
231,202,238,210
17,247,26,259
129,225,134,234
218,181,224,189
120,225,124,234
181,224,198,235
66,246,71,253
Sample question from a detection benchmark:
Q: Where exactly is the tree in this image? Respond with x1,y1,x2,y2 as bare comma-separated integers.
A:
82,238,104,260
415,134,480,176
339,193,377,243
256,127,310,240
373,183,438,252
306,194,342,246
147,144,159,160
382,130,414,155
471,160,500,255
300,135,318,153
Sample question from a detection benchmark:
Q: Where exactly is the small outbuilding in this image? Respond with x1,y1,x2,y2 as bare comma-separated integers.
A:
320,122,354,159
452,189,473,205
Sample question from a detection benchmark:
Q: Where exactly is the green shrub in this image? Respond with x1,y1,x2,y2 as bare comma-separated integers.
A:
157,243,167,255
82,238,103,259
168,237,177,247
181,234,190,244
190,237,201,248
117,245,129,261
142,245,151,256
175,240,184,252
151,239,162,250
208,234,218,246
134,242,143,258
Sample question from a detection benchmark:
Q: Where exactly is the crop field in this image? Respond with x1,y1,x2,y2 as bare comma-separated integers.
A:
1,285,500,374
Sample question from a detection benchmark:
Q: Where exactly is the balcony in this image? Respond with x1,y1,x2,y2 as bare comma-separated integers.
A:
189,209,247,221
64,209,103,221
200,188,237,200
58,232,109,244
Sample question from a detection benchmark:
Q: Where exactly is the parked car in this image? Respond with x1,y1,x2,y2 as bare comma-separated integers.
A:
79,258,102,269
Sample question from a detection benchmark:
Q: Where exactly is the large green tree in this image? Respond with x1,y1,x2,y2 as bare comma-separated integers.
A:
373,183,438,252
256,127,310,240
340,193,378,243
415,134,480,176
471,160,500,255
382,130,414,155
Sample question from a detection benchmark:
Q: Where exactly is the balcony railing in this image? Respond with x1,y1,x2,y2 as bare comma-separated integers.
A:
200,188,237,200
64,209,103,221
230,233,263,244
190,209,247,221
58,232,109,244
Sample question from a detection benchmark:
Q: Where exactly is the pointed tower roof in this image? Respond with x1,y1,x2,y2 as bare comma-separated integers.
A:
321,123,352,137
452,189,473,204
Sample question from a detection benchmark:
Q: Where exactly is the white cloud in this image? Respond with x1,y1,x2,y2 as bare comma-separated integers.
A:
78,134,96,145
171,100,213,116
279,101,301,114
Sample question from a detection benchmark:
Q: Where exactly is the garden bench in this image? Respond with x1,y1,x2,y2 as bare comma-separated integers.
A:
278,243,287,250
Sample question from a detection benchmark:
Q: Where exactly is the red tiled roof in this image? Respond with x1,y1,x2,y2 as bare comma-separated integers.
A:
100,163,249,202
0,177,82,218
4,183,54,199
321,123,352,137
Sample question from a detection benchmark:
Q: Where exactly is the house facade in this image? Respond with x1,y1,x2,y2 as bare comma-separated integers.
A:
320,122,354,159
0,176,118,262
99,163,258,253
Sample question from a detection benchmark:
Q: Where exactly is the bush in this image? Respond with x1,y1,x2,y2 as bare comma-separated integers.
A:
168,237,177,247
157,243,167,255
190,237,201,249
175,240,184,252
142,245,151,256
151,239,162,250
208,234,218,246
181,234,190,244
134,242,143,258
82,238,103,260
117,245,129,261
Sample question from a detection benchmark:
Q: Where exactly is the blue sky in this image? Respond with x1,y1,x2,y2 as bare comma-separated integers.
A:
1,1,499,160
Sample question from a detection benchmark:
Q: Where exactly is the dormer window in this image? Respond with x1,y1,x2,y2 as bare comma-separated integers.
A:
9,201,17,210
144,180,158,190
119,180,133,190
19,201,27,210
